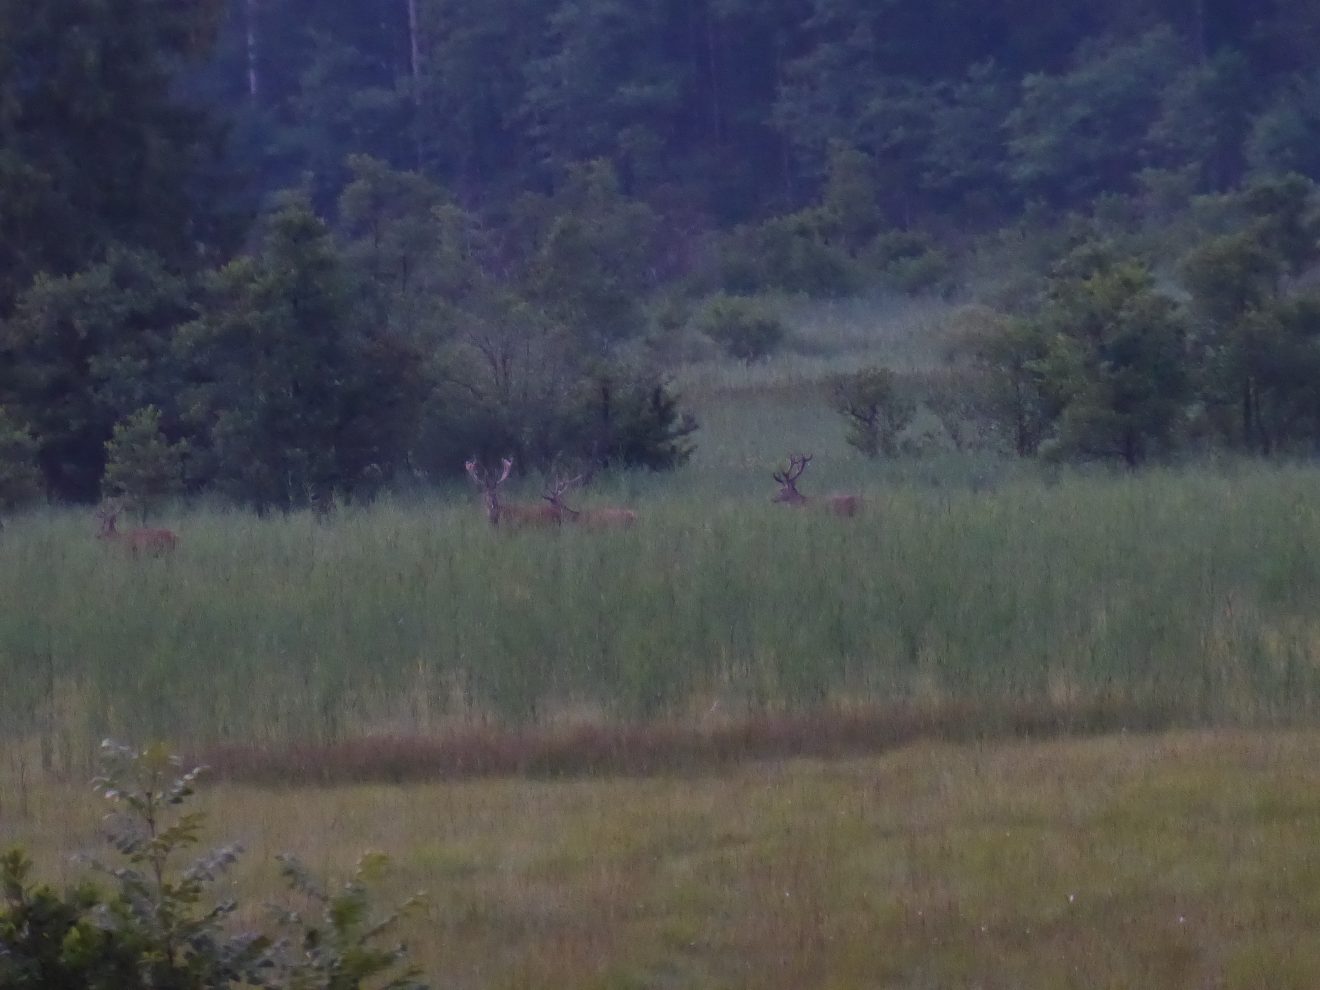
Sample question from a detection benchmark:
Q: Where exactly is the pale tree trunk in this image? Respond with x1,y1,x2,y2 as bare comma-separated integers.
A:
1191,0,1207,63
245,0,260,98
406,0,423,166
406,0,422,89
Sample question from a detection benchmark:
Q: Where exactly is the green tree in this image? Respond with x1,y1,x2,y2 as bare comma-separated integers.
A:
719,213,856,297
1,740,428,990
1181,176,1320,452
0,408,42,513
102,406,188,519
178,198,426,510
1246,70,1320,183
1031,253,1189,465
335,155,451,337
515,160,662,346
567,365,699,471
1007,28,1186,205
952,309,1057,457
0,249,192,501
829,366,916,458
0,0,228,310
1148,50,1254,191
697,295,787,364
816,141,883,252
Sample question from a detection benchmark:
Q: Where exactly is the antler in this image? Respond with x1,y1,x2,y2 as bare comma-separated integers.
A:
466,456,515,488
543,471,584,503
775,453,812,485
464,456,486,486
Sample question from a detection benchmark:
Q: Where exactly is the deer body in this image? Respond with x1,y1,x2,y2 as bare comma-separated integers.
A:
541,473,638,529
496,501,567,529
549,502,639,529
772,454,862,518
467,456,639,531
579,507,638,528
466,457,568,529
96,505,179,556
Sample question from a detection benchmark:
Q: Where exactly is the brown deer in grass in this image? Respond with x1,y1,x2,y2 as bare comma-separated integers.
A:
95,502,179,556
541,471,638,529
771,454,863,517
465,456,568,529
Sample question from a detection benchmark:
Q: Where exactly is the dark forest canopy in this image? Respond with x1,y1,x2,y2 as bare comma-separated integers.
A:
4,0,1320,507
190,0,1320,221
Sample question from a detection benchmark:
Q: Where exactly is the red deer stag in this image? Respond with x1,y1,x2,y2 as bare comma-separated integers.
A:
95,502,179,556
541,472,638,529
771,454,862,517
465,456,566,529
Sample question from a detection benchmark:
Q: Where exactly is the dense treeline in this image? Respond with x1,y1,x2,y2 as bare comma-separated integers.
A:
198,0,1320,222
3,0,1320,509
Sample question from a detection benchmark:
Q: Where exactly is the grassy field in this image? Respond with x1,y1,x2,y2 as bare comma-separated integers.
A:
5,463,1320,770
9,731,1320,989
6,295,1320,987
4,294,1320,770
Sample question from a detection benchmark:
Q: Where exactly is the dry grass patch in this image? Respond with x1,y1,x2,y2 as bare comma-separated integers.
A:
8,730,1320,988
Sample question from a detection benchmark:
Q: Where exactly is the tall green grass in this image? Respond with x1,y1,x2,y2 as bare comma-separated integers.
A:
5,465,1320,765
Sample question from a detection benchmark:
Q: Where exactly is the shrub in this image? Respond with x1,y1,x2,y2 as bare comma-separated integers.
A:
830,366,917,458
0,741,428,990
864,230,956,296
697,294,788,364
0,408,42,514
102,406,187,520
718,215,857,297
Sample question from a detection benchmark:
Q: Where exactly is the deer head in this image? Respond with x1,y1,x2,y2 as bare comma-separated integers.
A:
466,456,569,528
771,453,812,505
541,471,584,521
95,500,124,539
771,454,862,517
465,456,514,525
94,499,179,555
543,462,638,527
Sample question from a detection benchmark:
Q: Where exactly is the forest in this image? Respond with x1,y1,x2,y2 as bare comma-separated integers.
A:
13,6,1320,987
3,0,1320,511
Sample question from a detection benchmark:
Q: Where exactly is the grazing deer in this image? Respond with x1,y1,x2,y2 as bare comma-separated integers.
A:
95,502,179,556
465,456,566,529
541,472,638,529
771,454,863,517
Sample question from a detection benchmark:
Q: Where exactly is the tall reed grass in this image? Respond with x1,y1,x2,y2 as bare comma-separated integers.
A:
5,465,1320,769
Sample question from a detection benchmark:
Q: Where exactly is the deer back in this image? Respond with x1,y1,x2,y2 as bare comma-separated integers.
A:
577,506,638,528
96,509,179,556
497,501,567,529
824,494,863,517
122,528,180,556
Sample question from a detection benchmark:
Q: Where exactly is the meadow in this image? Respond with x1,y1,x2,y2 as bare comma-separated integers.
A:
9,732,1320,989
7,295,1320,987
5,441,1320,773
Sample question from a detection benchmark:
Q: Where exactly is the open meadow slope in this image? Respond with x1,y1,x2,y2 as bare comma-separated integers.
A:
8,731,1320,989
5,463,1320,765
7,301,1320,988
5,298,1320,765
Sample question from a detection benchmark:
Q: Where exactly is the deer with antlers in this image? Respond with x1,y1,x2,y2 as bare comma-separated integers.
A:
95,501,179,556
541,470,638,529
465,456,569,529
771,454,863,517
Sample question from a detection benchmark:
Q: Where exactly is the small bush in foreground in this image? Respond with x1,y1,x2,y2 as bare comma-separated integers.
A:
0,741,427,990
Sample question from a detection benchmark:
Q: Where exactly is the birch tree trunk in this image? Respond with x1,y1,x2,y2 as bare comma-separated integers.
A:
245,0,259,98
